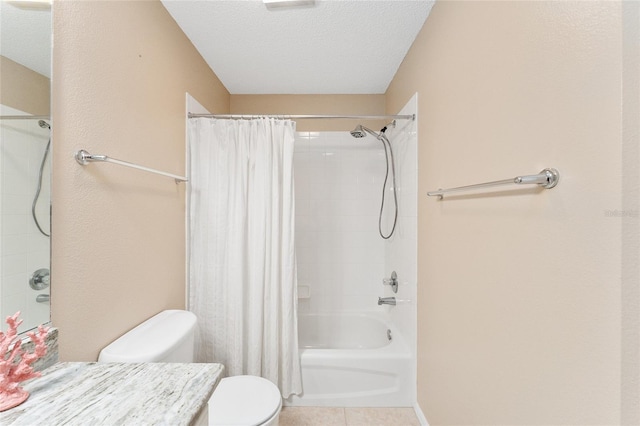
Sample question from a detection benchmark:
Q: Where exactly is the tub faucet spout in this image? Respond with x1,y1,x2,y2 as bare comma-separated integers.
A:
378,297,396,306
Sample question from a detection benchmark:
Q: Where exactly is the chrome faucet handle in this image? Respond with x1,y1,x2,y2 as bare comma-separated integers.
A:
382,271,398,293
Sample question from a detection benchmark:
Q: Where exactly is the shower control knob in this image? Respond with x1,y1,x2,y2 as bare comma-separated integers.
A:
382,271,398,293
29,268,50,290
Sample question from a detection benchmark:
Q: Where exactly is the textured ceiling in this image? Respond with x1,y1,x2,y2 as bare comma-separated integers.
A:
0,1,51,77
0,1,434,93
162,0,434,94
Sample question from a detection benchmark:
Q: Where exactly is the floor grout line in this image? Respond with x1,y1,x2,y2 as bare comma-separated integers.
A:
280,406,420,426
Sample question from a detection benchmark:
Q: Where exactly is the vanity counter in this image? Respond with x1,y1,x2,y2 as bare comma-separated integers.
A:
0,362,224,425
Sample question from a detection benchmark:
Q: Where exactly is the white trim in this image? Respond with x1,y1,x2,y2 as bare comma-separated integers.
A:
414,402,429,426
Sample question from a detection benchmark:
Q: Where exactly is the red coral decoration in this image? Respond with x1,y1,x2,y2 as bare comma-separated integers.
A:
0,311,49,411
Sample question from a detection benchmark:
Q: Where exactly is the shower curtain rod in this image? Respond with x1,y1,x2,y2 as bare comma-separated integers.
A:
188,113,415,121
0,115,50,120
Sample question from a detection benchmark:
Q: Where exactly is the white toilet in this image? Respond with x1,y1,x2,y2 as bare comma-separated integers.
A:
98,310,282,426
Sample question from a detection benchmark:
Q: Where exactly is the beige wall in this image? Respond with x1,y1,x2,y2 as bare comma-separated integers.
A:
51,0,229,361
0,55,50,115
386,1,623,424
230,94,385,131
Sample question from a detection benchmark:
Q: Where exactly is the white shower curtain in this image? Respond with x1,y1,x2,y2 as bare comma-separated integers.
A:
188,117,301,398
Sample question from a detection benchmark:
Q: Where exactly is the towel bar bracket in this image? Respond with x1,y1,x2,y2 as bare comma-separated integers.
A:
531,168,560,189
75,149,102,165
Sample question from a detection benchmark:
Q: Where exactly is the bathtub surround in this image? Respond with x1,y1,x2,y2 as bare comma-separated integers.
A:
386,1,625,424
291,115,416,406
381,96,418,350
382,95,418,405
188,117,301,397
294,132,386,315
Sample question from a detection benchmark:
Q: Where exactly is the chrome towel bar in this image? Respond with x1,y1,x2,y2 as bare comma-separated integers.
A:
427,168,559,199
75,150,188,183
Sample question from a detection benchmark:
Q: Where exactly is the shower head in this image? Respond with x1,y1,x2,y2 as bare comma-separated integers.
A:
350,125,367,138
350,124,383,140
38,120,50,130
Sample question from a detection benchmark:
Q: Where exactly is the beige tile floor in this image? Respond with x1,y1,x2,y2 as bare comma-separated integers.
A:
279,407,420,426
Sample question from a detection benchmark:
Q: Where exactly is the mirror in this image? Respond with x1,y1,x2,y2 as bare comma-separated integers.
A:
0,0,51,334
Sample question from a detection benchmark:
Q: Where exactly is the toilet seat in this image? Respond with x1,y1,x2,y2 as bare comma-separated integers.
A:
208,376,282,426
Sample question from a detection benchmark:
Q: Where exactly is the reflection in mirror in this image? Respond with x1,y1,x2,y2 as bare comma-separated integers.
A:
0,0,51,334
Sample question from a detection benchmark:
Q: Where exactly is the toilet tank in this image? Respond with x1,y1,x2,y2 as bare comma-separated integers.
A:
98,310,198,363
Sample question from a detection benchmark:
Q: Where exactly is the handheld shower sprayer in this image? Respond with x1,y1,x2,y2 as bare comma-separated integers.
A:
349,123,398,239
33,121,51,237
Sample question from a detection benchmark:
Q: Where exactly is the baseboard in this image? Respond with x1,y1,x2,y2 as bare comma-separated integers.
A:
413,402,429,426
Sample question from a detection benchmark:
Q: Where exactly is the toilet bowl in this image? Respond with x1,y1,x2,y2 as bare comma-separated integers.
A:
98,310,282,426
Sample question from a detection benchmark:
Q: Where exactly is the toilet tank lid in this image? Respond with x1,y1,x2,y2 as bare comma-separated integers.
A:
98,310,197,363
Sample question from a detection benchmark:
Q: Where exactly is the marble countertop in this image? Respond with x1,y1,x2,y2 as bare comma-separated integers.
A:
0,362,224,426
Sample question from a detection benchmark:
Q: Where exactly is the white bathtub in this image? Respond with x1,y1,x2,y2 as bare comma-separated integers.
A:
285,313,413,407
